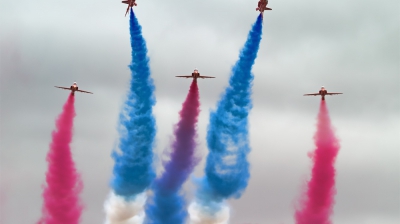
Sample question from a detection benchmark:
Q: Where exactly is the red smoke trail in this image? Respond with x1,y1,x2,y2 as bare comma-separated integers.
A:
295,100,340,224
145,79,200,222
38,94,83,224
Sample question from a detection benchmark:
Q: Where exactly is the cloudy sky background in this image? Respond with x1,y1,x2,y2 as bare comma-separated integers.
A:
1,0,399,223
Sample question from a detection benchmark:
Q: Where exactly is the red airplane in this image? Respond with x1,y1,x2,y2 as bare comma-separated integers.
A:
122,0,137,16
55,82,93,95
176,69,215,80
304,86,342,100
256,0,272,18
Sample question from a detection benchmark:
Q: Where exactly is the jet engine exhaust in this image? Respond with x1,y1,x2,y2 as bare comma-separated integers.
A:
189,14,263,223
37,94,83,224
145,79,201,223
294,100,340,224
105,8,157,223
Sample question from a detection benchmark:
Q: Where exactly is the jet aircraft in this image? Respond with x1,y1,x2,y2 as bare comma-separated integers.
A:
303,86,342,100
122,0,137,16
256,0,272,17
176,69,215,80
55,82,93,95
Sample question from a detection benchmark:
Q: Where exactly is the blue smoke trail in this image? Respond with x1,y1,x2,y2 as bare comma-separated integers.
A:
196,15,263,205
110,9,156,198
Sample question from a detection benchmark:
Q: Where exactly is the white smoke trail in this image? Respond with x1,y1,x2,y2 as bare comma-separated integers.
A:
188,201,230,224
104,192,146,224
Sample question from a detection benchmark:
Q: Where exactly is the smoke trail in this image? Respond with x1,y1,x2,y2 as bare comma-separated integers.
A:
188,201,229,224
37,94,83,224
189,15,263,223
105,9,156,223
294,100,340,224
145,80,200,223
105,192,147,224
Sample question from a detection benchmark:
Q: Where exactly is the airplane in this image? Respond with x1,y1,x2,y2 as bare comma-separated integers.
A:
122,0,137,16
175,69,215,80
54,82,93,95
256,0,272,18
303,86,342,100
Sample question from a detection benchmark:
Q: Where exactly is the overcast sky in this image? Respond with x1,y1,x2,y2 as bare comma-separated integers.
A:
1,0,399,223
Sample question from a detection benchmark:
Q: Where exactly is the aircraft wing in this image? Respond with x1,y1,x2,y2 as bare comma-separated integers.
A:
199,76,215,79
303,93,320,96
76,89,93,94
125,7,130,16
326,92,343,95
176,76,193,78
55,86,71,90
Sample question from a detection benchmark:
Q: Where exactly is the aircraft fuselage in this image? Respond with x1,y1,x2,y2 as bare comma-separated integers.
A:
191,70,200,80
319,88,328,100
69,84,78,95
